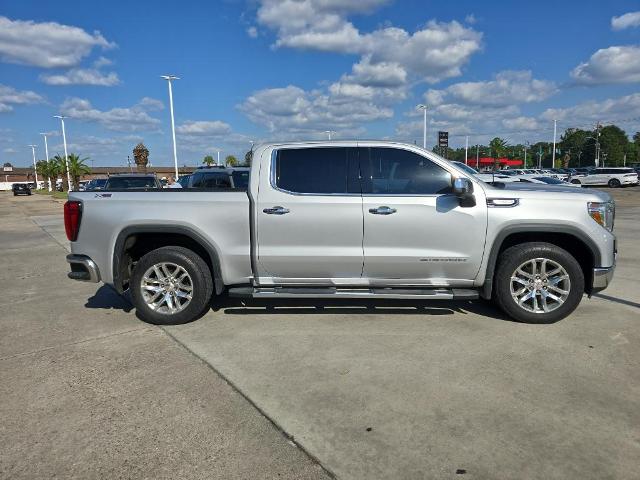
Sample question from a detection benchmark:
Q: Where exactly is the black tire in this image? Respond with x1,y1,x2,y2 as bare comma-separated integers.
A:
493,242,584,324
13,192,17,196
608,178,620,188
570,179,581,185
130,246,213,325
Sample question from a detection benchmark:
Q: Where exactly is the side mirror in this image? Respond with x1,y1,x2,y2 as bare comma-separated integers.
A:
452,177,476,207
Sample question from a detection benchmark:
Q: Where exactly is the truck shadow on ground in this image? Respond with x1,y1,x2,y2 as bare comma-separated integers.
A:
210,295,516,322
84,285,134,313
82,285,526,323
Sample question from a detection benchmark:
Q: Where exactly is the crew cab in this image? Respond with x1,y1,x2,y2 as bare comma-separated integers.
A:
65,141,616,325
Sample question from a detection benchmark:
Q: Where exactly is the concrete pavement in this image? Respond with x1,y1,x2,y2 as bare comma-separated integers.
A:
2,189,639,479
0,193,330,480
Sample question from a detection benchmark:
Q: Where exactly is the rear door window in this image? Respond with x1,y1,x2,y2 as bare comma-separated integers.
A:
273,147,359,194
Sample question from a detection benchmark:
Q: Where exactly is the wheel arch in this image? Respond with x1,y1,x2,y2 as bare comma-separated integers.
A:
481,225,600,299
112,225,224,295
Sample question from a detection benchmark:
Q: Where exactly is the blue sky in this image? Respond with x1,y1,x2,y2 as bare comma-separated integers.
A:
1,0,639,167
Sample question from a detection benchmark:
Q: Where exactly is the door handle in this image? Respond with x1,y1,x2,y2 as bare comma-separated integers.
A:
263,206,290,215
369,206,397,215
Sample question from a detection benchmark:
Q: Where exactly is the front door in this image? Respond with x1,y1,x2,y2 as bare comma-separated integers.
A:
256,146,364,283
360,146,488,285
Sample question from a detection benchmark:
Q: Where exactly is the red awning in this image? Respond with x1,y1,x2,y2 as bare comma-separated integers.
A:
465,157,523,167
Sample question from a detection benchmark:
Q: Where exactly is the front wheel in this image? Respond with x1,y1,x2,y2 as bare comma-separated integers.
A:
493,242,584,323
130,246,213,325
570,179,581,185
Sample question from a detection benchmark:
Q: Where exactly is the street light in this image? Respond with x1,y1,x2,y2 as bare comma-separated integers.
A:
28,144,38,187
39,132,51,191
161,75,180,179
416,104,427,149
324,130,336,140
53,115,72,191
551,119,557,168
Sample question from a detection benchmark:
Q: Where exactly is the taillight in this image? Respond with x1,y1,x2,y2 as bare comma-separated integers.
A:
64,201,83,241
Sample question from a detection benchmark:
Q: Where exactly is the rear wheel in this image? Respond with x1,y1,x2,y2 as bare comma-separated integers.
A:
608,178,621,188
130,246,213,325
570,179,581,185
494,242,584,323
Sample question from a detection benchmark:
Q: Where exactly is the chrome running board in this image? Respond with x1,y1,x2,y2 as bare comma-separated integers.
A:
228,286,478,301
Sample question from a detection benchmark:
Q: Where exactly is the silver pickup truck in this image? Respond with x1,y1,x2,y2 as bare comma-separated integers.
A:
65,141,616,325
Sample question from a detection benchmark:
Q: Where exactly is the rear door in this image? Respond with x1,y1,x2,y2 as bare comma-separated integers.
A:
256,146,364,282
360,146,488,285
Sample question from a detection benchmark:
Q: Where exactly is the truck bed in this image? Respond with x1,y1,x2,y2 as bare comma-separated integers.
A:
69,190,252,287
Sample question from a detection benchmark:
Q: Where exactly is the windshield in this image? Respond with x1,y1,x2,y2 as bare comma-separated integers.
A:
451,162,479,176
533,176,565,184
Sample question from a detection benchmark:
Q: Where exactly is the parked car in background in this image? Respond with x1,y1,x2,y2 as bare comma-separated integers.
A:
177,175,191,188
12,183,32,196
569,168,639,187
451,162,519,183
84,178,108,191
184,167,250,190
516,176,581,187
103,174,162,190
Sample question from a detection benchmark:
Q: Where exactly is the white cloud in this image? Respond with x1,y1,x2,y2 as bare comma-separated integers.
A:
425,71,557,107
0,16,115,68
0,84,44,112
541,93,640,125
40,68,120,86
255,1,482,84
239,84,391,136
176,120,232,135
502,116,539,131
247,26,258,38
60,97,163,132
571,45,640,85
611,11,640,30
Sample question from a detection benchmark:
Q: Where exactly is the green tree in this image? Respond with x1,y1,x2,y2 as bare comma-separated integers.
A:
225,155,238,167
202,155,215,166
599,125,629,166
52,155,69,191
66,154,91,190
489,137,509,170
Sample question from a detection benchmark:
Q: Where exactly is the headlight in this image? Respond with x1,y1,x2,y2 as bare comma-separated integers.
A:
588,201,615,231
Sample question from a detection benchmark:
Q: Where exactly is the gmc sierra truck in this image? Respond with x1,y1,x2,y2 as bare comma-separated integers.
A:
65,141,616,325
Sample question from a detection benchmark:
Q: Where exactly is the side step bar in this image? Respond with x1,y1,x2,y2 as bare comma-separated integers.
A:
228,286,479,301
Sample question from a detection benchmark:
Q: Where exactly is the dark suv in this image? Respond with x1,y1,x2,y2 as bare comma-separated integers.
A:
12,183,32,196
104,174,162,190
186,167,250,190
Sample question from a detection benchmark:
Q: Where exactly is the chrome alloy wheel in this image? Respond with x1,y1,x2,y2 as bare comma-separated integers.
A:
510,258,571,313
141,262,193,314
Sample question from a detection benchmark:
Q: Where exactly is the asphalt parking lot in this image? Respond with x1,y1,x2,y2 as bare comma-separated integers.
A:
1,188,639,479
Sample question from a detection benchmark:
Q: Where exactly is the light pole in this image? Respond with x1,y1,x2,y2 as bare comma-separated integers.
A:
464,136,469,164
416,104,427,149
216,150,220,165
28,144,38,187
161,75,180,179
39,132,51,191
54,115,72,191
551,119,557,168
324,130,336,140
523,141,529,168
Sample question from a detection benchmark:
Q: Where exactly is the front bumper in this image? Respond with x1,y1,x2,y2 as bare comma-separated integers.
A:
66,254,101,283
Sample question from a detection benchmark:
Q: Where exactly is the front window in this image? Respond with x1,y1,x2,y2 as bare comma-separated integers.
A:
361,147,452,195
106,176,157,189
190,172,232,189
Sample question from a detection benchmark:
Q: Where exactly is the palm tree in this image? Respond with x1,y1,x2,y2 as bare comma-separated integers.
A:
489,137,509,170
36,160,54,191
53,155,68,191
67,154,91,190
225,155,238,167
202,155,215,167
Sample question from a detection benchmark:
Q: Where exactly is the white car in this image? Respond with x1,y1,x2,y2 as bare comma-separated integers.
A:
516,176,581,187
569,168,639,188
451,162,520,183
